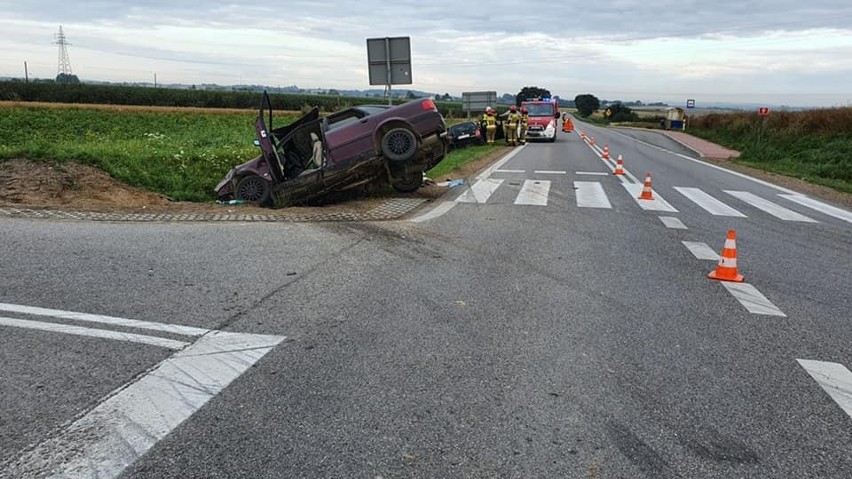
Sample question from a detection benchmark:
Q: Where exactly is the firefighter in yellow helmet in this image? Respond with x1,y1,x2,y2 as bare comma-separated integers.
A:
519,106,529,144
481,106,497,145
506,105,520,146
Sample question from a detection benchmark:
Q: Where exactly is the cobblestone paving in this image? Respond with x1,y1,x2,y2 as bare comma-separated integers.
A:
0,198,429,223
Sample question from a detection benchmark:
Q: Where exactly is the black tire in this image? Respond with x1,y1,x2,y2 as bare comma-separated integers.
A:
235,174,271,205
391,170,422,193
381,128,417,162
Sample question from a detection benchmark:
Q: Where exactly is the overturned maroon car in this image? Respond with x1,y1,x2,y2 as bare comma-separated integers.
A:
215,92,448,206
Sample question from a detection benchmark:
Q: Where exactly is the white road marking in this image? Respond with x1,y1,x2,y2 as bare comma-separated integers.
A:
674,187,747,217
797,359,852,420
0,302,209,336
780,195,852,224
659,216,688,229
534,170,567,174
0,316,189,350
608,128,803,195
574,182,612,209
575,171,609,176
622,183,678,212
720,282,787,317
495,169,525,173
474,144,526,180
409,201,456,222
456,178,504,204
5,330,286,478
724,191,817,222
515,180,551,206
681,241,720,261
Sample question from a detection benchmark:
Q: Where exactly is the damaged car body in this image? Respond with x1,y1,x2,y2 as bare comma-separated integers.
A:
215,92,448,206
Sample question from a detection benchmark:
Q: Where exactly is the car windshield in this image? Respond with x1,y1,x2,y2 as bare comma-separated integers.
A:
524,103,555,116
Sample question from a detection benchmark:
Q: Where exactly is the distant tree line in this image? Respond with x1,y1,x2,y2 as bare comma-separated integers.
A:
0,81,459,115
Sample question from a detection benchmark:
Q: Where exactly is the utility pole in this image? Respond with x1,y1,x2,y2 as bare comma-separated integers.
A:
154,73,157,88
24,61,29,83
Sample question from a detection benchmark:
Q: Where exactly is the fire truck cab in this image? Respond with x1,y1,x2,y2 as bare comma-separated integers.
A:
520,97,560,142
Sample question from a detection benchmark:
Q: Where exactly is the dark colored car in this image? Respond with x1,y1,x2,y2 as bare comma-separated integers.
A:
446,120,484,150
215,92,447,206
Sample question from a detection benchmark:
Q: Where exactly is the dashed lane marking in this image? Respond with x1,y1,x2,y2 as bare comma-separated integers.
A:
682,241,720,261
720,282,787,317
659,216,688,229
797,359,852,420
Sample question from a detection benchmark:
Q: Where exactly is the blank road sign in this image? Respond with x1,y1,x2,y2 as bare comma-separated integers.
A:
367,37,412,85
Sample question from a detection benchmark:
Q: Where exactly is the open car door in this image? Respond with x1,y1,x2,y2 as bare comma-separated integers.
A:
255,91,320,184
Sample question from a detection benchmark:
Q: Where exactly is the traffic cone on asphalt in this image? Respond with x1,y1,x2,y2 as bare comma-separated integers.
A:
708,230,745,282
590,137,596,146
613,155,625,175
602,145,610,159
581,131,587,141
638,173,654,200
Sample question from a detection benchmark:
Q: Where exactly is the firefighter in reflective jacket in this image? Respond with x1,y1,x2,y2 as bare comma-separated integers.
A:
519,107,529,144
481,106,497,145
506,105,520,146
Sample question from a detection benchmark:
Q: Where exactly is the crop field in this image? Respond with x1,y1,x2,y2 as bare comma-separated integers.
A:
0,102,500,202
0,102,292,201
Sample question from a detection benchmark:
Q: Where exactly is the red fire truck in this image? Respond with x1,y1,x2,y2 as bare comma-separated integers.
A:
520,97,560,142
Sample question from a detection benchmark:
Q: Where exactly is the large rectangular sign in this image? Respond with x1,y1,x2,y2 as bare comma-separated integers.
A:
462,91,497,115
367,37,412,85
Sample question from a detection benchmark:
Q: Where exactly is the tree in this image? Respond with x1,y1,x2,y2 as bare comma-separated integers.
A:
574,94,600,117
55,73,80,84
515,86,551,106
607,102,639,122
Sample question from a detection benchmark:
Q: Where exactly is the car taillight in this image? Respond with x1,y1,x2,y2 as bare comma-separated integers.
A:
421,99,436,111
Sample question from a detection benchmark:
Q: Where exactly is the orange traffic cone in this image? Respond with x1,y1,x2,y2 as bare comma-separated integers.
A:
708,230,744,282
581,131,587,141
590,137,596,146
638,173,653,200
613,155,625,175
602,145,610,159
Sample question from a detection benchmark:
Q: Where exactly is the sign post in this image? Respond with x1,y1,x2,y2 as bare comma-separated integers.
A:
367,37,412,106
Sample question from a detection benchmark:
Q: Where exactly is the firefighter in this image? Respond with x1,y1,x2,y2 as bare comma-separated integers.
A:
481,106,497,145
506,105,520,146
519,107,529,144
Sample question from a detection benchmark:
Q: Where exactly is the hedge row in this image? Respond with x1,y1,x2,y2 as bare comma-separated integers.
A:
0,81,463,116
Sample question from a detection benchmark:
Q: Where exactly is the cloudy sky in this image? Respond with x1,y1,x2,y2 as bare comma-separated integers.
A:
2,0,852,107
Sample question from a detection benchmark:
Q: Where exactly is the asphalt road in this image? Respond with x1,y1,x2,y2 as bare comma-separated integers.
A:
1,123,851,478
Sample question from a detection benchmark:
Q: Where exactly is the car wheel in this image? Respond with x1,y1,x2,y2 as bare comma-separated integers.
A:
391,170,422,193
381,128,417,162
235,174,271,205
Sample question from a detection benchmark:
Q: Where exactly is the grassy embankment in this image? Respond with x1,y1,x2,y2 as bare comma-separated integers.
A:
0,103,498,201
687,108,852,194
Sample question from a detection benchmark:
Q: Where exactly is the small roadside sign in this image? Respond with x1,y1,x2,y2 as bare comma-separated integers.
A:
759,107,770,116
686,99,695,108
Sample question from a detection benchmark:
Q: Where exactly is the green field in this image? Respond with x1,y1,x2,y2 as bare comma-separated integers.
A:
0,103,497,202
687,108,852,193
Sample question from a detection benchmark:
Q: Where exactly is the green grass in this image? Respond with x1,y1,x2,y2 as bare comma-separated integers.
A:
427,144,503,179
0,106,295,201
0,105,502,201
687,109,852,194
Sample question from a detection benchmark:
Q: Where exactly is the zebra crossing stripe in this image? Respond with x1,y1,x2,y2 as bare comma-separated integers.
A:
724,191,817,222
659,216,687,229
622,183,678,212
515,180,551,206
674,187,746,217
681,241,720,261
779,195,852,224
721,282,787,317
574,182,612,209
456,178,504,204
